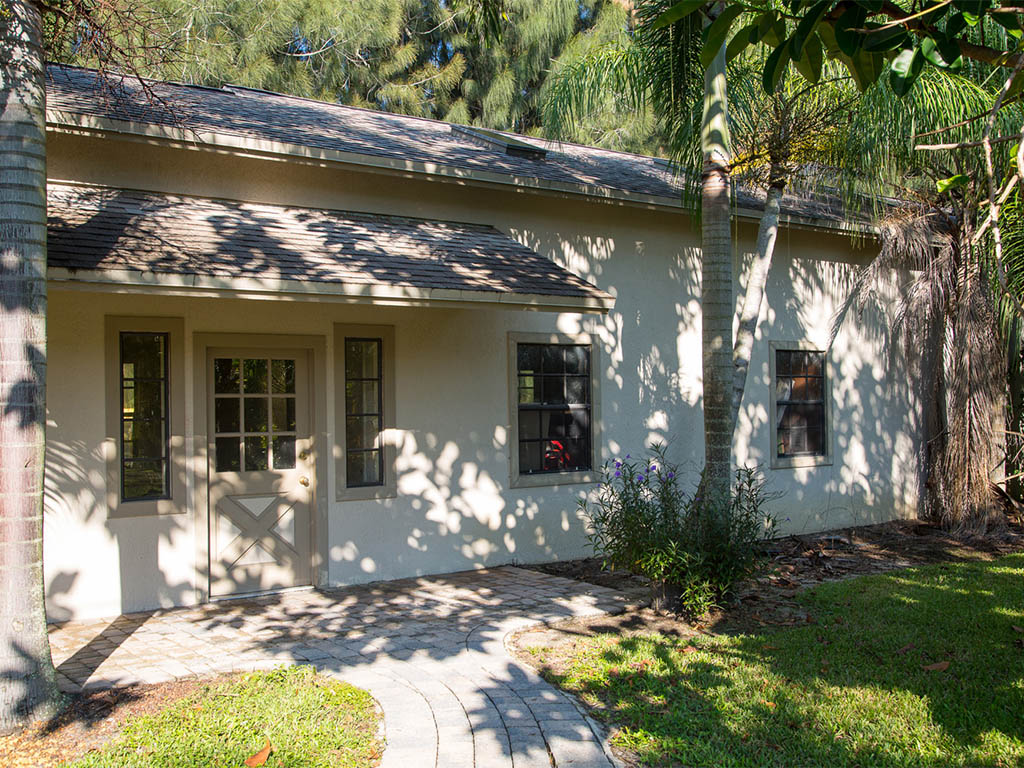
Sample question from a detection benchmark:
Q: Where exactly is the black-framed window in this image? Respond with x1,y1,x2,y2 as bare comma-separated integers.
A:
345,338,384,487
517,343,591,474
120,332,170,500
775,349,826,457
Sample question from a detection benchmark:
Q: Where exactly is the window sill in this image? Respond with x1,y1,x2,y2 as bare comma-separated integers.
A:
336,485,397,503
511,469,598,489
107,497,187,518
770,454,832,470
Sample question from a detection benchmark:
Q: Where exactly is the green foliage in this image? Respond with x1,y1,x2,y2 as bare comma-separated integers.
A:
540,554,1024,767
580,448,777,617
64,665,381,768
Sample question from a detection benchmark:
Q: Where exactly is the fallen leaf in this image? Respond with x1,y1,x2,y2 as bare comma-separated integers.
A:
764,700,776,711
922,661,950,672
1012,625,1023,633
681,645,697,654
245,739,273,767
895,643,915,655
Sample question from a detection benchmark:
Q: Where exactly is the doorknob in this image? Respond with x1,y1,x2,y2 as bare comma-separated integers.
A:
299,476,310,487
299,450,309,460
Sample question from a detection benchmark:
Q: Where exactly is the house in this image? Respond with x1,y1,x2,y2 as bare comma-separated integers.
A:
41,65,919,622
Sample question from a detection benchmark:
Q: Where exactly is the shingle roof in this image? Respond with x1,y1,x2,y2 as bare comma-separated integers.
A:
45,65,684,201
46,184,614,310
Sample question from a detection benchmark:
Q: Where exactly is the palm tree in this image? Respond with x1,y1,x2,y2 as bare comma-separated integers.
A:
542,4,856,494
0,0,63,731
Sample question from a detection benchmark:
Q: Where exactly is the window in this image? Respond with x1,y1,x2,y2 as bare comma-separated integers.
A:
120,332,170,500
771,344,831,468
334,324,395,501
344,340,383,487
212,357,297,473
510,333,599,486
105,317,185,517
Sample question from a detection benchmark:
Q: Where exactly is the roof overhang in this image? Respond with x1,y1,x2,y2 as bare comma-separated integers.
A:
46,183,614,314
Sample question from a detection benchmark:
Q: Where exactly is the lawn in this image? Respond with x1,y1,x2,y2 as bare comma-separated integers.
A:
533,553,1024,768
62,666,382,768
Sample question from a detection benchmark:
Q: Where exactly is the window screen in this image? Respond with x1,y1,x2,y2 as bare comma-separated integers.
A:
775,349,826,457
120,332,169,500
517,343,591,474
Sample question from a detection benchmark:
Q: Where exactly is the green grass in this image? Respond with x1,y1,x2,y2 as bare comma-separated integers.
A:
63,666,382,768
539,553,1024,768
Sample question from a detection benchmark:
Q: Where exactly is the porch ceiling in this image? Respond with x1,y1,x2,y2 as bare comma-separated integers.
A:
45,184,614,312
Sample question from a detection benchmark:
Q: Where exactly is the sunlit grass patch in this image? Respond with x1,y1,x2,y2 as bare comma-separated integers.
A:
541,554,1024,767
63,666,382,768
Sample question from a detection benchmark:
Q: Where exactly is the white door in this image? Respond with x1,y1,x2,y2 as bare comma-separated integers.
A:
207,350,313,597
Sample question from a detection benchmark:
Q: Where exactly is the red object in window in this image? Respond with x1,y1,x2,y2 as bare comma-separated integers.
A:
544,440,570,470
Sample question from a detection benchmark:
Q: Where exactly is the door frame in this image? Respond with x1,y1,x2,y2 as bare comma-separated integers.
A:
192,333,328,604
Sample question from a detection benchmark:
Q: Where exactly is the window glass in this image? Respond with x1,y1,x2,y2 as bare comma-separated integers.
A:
775,349,827,458
517,343,592,474
345,339,384,487
120,332,169,500
214,357,297,472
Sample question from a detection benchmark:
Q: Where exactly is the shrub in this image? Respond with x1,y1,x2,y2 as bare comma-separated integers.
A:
580,447,778,617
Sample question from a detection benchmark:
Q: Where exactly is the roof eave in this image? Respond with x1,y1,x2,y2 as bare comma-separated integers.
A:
46,266,616,314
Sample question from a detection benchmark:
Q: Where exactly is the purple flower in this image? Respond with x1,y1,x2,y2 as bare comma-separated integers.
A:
650,465,657,472
615,461,622,469
625,454,631,459
785,517,791,522
614,470,621,477
667,472,675,480
637,474,645,482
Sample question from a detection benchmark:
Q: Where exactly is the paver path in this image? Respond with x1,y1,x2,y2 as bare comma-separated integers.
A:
48,566,631,767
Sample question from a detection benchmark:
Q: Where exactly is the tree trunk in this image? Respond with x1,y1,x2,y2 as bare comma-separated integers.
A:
700,37,733,496
731,170,786,425
0,0,62,732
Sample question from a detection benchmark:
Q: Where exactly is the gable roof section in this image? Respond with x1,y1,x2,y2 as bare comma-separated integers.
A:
46,66,681,203
46,184,614,312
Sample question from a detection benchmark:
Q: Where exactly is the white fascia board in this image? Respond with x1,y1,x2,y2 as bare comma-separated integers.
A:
46,267,615,314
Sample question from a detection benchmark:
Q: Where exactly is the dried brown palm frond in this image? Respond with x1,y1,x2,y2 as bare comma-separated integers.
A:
841,207,1002,533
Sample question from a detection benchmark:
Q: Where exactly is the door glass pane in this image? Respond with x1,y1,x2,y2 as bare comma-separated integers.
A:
215,397,240,433
345,340,379,379
215,437,241,472
272,436,296,469
214,358,240,394
244,435,269,471
346,381,379,415
346,416,380,450
272,397,296,432
271,359,295,394
244,397,269,433
243,359,268,393
347,450,380,486
123,460,165,499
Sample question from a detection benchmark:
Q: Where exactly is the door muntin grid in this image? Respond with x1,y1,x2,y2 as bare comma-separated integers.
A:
213,357,298,473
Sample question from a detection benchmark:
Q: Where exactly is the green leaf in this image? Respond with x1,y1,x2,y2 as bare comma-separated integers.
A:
920,36,964,70
763,40,792,94
791,0,832,59
726,23,758,62
890,45,925,96
794,32,824,84
936,174,969,194
945,11,966,37
862,24,909,53
859,0,884,10
700,5,746,69
992,12,1024,37
652,0,705,30
843,49,885,91
835,5,868,57
962,11,981,26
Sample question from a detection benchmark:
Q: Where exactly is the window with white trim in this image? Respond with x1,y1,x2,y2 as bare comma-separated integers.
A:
773,348,827,458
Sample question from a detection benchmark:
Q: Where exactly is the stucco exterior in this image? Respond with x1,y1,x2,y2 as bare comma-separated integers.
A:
42,114,918,622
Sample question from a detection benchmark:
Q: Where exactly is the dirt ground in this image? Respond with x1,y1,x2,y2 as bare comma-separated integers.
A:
0,676,234,768
514,517,1024,652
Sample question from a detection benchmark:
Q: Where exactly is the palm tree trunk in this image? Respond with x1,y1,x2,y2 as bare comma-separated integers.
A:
731,168,786,424
0,0,62,732
700,36,733,496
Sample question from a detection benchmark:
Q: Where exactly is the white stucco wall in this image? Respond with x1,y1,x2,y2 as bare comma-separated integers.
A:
42,131,919,621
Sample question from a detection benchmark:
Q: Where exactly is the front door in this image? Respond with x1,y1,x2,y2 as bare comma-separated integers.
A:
207,350,313,597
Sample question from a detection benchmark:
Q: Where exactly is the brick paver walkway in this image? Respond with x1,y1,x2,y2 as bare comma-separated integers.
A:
48,566,630,767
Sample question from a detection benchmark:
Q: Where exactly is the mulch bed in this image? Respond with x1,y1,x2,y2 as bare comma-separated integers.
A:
0,676,233,768
518,517,1024,644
